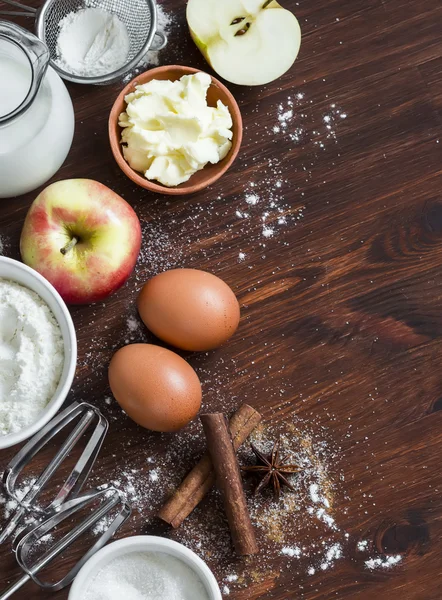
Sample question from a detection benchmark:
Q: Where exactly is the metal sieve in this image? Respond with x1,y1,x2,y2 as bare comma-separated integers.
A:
0,0,167,84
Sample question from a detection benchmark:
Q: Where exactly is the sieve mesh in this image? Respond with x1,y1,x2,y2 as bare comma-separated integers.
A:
40,0,154,81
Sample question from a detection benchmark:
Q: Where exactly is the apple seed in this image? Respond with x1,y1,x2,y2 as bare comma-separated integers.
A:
235,22,251,36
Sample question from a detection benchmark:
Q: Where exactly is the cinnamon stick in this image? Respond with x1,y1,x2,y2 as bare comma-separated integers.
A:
201,413,258,556
158,404,261,528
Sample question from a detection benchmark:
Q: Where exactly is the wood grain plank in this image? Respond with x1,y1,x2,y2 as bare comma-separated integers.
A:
1,0,442,598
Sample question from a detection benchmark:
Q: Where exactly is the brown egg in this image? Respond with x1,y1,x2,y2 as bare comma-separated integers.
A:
108,344,202,432
137,269,240,351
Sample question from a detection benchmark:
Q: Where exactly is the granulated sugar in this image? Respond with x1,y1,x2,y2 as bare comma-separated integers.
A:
83,552,210,600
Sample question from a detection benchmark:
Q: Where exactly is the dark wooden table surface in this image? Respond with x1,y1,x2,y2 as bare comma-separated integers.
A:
1,0,442,598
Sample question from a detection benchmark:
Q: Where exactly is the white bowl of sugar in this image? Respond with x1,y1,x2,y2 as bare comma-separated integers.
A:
69,536,222,600
0,257,77,450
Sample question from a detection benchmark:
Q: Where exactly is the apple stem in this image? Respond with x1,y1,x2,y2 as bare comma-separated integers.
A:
60,236,79,255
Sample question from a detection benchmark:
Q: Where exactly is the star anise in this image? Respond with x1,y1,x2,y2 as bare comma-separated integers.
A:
241,439,303,498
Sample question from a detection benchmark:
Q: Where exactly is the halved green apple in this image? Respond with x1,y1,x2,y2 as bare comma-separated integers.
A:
186,0,301,86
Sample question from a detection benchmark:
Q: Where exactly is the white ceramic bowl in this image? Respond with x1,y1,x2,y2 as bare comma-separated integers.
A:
69,536,222,600
0,257,77,450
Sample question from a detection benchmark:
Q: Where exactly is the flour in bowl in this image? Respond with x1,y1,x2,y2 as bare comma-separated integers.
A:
0,279,64,436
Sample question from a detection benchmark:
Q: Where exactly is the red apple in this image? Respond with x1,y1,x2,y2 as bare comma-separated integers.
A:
20,179,142,304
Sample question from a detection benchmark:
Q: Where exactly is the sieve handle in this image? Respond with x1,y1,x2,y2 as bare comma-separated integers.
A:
0,574,30,600
0,0,36,15
151,30,167,51
0,11,33,16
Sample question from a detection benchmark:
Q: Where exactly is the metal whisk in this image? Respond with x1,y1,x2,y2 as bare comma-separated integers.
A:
0,402,108,544
0,402,132,598
0,0,167,84
0,487,131,599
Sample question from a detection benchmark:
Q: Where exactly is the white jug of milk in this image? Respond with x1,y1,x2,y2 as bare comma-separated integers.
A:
0,21,75,198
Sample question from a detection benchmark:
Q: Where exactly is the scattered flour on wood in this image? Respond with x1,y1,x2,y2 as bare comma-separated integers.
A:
365,555,402,570
0,477,36,520
357,539,368,551
232,90,347,244
234,175,305,242
0,236,10,257
268,93,348,150
0,478,39,540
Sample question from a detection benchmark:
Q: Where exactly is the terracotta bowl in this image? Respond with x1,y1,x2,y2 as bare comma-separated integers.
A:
109,65,243,196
